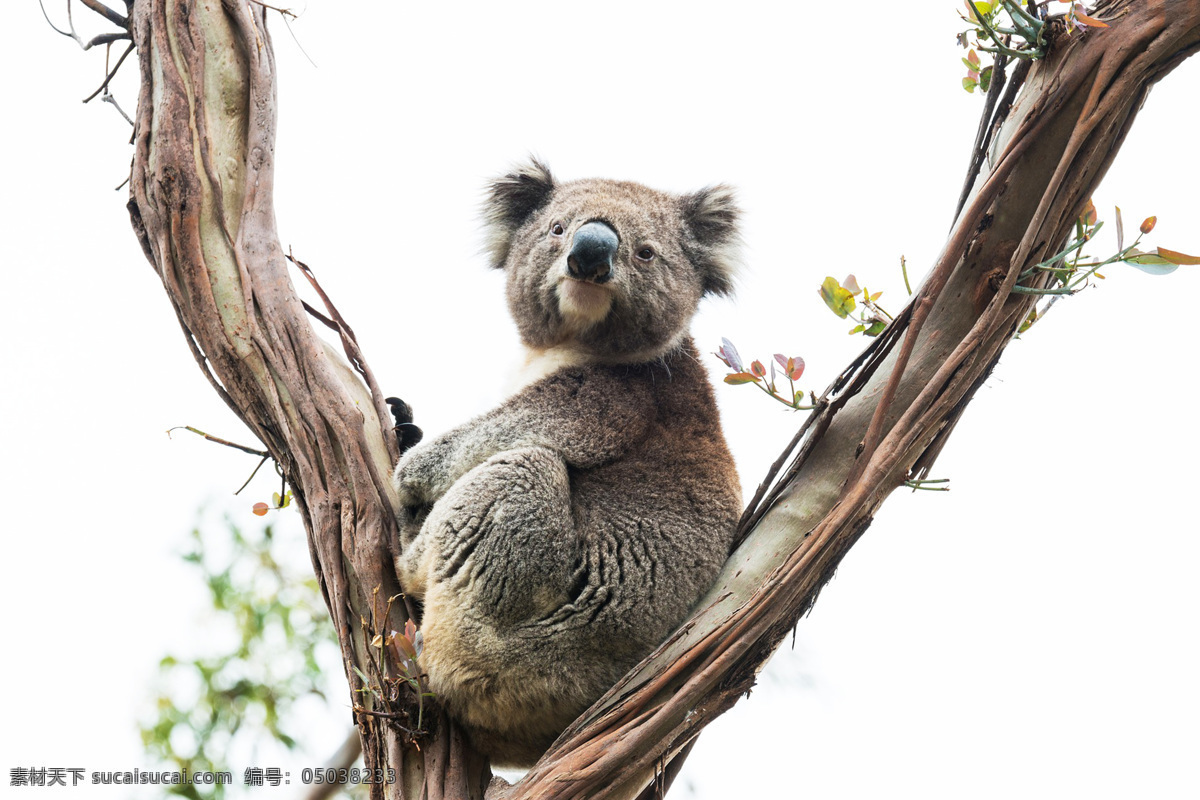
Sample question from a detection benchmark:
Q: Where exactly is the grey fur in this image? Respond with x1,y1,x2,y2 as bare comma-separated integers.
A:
392,160,742,767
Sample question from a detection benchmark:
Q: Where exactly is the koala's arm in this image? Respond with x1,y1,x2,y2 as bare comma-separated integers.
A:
394,368,654,508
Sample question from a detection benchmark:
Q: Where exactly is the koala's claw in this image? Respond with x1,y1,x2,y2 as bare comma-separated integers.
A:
396,423,424,453
386,396,424,454
386,396,414,424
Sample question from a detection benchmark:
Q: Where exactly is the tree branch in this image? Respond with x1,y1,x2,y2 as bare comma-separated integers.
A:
505,4,1200,797
113,1,1200,798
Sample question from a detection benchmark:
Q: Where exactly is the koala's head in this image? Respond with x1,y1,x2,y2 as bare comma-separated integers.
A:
484,159,741,362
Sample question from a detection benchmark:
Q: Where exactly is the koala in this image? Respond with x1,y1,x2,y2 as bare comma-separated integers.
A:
390,159,742,768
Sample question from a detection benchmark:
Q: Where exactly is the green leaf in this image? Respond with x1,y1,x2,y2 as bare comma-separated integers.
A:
979,65,993,92
963,77,979,93
849,325,866,335
1124,250,1178,275
819,276,857,318
865,320,888,336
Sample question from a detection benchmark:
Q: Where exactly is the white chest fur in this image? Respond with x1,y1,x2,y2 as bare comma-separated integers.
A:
506,346,593,396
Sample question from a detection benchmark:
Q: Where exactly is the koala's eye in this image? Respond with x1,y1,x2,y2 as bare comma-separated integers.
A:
635,247,656,262
551,222,565,237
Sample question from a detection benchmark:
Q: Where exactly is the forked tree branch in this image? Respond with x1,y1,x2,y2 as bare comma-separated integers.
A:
100,0,1200,798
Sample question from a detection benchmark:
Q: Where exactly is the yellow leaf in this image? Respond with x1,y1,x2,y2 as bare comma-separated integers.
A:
1156,247,1200,265
1081,198,1097,227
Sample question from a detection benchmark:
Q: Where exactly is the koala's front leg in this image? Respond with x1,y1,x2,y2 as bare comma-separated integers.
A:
392,433,461,516
392,411,521,516
391,435,457,599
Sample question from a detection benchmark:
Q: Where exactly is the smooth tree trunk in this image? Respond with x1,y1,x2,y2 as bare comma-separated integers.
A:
109,0,1200,797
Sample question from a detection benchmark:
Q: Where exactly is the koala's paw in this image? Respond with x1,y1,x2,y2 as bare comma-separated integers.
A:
392,439,453,517
385,396,424,455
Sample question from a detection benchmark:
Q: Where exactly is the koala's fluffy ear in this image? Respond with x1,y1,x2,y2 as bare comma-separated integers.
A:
680,185,742,296
484,158,556,269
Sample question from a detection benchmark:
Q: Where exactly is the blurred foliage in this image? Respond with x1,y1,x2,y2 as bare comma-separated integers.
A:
139,519,341,800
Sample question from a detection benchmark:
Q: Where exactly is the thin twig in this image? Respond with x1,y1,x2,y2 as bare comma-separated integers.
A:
287,250,401,465
353,707,421,732
83,41,135,102
78,0,127,29
300,300,338,332
248,0,297,18
988,56,1031,141
734,399,825,533
234,455,272,496
102,93,135,126
251,5,320,68
282,15,317,68
39,0,80,44
83,31,131,49
954,51,1009,224
166,425,270,457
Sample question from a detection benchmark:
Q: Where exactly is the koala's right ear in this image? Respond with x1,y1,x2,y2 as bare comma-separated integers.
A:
483,158,556,269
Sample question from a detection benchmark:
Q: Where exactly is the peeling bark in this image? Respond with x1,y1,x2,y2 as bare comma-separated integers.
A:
126,1,446,795
117,1,1199,798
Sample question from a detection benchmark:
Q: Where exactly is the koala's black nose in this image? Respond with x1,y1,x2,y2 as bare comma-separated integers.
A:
567,220,619,283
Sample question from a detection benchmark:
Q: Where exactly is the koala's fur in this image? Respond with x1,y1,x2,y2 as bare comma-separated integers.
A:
391,160,742,767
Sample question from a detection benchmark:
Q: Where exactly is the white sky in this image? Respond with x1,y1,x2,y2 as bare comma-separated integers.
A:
2,2,1198,798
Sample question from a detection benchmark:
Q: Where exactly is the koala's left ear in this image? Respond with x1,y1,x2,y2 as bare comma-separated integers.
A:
483,158,556,269
680,185,743,296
